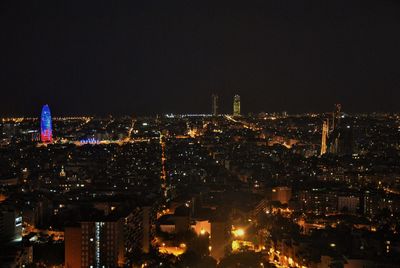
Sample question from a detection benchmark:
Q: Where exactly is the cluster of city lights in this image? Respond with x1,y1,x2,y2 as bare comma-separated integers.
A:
79,138,100,144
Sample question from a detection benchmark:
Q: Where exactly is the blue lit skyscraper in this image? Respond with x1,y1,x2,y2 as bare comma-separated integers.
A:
40,104,53,143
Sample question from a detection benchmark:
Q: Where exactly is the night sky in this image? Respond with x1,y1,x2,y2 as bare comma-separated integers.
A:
1,0,399,116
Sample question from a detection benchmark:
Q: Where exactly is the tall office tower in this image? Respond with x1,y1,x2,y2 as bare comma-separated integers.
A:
233,94,241,116
211,94,218,116
40,104,53,143
320,119,329,155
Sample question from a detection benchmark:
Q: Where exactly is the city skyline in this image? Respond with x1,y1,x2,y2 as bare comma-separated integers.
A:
2,96,399,118
1,1,400,116
1,1,400,267
1,106,399,267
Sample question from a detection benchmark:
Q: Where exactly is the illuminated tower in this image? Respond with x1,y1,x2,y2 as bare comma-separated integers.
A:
233,95,241,116
212,94,218,116
40,104,53,143
321,119,329,155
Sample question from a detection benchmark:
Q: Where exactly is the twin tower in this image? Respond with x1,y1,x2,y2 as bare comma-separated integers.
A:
211,94,241,116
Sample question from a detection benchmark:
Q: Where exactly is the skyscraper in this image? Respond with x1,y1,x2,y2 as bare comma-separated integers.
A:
40,104,53,143
211,94,218,116
233,95,240,116
320,119,329,155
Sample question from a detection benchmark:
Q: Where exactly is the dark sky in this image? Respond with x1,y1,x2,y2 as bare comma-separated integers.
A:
1,0,399,116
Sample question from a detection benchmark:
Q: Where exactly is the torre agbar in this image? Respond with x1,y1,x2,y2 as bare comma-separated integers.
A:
40,104,53,143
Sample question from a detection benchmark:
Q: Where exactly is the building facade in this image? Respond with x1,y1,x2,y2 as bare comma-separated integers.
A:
65,220,124,268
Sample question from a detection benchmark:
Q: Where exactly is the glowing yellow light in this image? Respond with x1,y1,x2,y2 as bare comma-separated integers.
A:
200,229,206,235
180,243,186,248
232,240,241,251
233,228,245,237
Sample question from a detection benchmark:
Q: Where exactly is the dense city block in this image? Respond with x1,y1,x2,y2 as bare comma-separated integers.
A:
1,105,399,267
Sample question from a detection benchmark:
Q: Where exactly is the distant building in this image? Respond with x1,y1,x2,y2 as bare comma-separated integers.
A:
338,196,359,213
212,94,218,116
299,189,338,215
271,187,292,205
233,95,241,116
40,104,53,143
